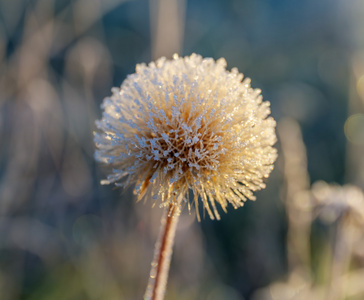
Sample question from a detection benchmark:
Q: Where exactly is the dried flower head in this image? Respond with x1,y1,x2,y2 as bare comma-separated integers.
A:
311,181,364,225
94,54,277,220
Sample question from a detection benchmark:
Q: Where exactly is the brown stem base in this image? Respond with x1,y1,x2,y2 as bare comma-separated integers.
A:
144,203,181,300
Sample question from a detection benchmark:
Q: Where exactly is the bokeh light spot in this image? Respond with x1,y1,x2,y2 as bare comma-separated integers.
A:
344,113,364,145
356,75,364,100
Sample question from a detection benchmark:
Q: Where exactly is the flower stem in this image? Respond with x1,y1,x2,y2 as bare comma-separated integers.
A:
144,203,180,300
327,215,354,300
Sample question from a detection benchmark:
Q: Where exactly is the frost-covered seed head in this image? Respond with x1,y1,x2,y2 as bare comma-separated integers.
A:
94,53,277,220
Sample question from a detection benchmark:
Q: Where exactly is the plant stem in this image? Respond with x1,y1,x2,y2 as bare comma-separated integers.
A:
327,215,353,300
144,203,180,300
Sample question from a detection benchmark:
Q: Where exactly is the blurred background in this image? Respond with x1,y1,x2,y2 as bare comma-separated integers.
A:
1,0,364,299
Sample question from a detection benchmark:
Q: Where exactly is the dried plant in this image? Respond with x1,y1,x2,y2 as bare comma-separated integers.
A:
278,118,311,274
94,53,277,299
254,119,364,300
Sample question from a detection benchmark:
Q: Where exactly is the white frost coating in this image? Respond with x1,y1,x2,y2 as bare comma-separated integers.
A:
94,53,277,220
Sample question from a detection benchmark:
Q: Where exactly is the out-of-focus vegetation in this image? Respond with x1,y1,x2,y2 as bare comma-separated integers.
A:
0,0,364,299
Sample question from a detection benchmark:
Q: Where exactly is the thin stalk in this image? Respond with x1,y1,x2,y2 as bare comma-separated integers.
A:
144,203,181,300
327,215,354,300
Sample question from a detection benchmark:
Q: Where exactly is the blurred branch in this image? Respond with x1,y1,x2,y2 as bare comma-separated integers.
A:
278,118,311,274
149,0,185,59
0,0,130,98
346,54,364,189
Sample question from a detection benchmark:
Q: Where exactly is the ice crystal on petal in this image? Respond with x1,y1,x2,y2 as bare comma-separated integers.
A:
94,53,277,220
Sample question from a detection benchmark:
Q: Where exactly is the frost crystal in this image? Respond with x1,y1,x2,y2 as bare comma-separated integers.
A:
94,53,277,220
